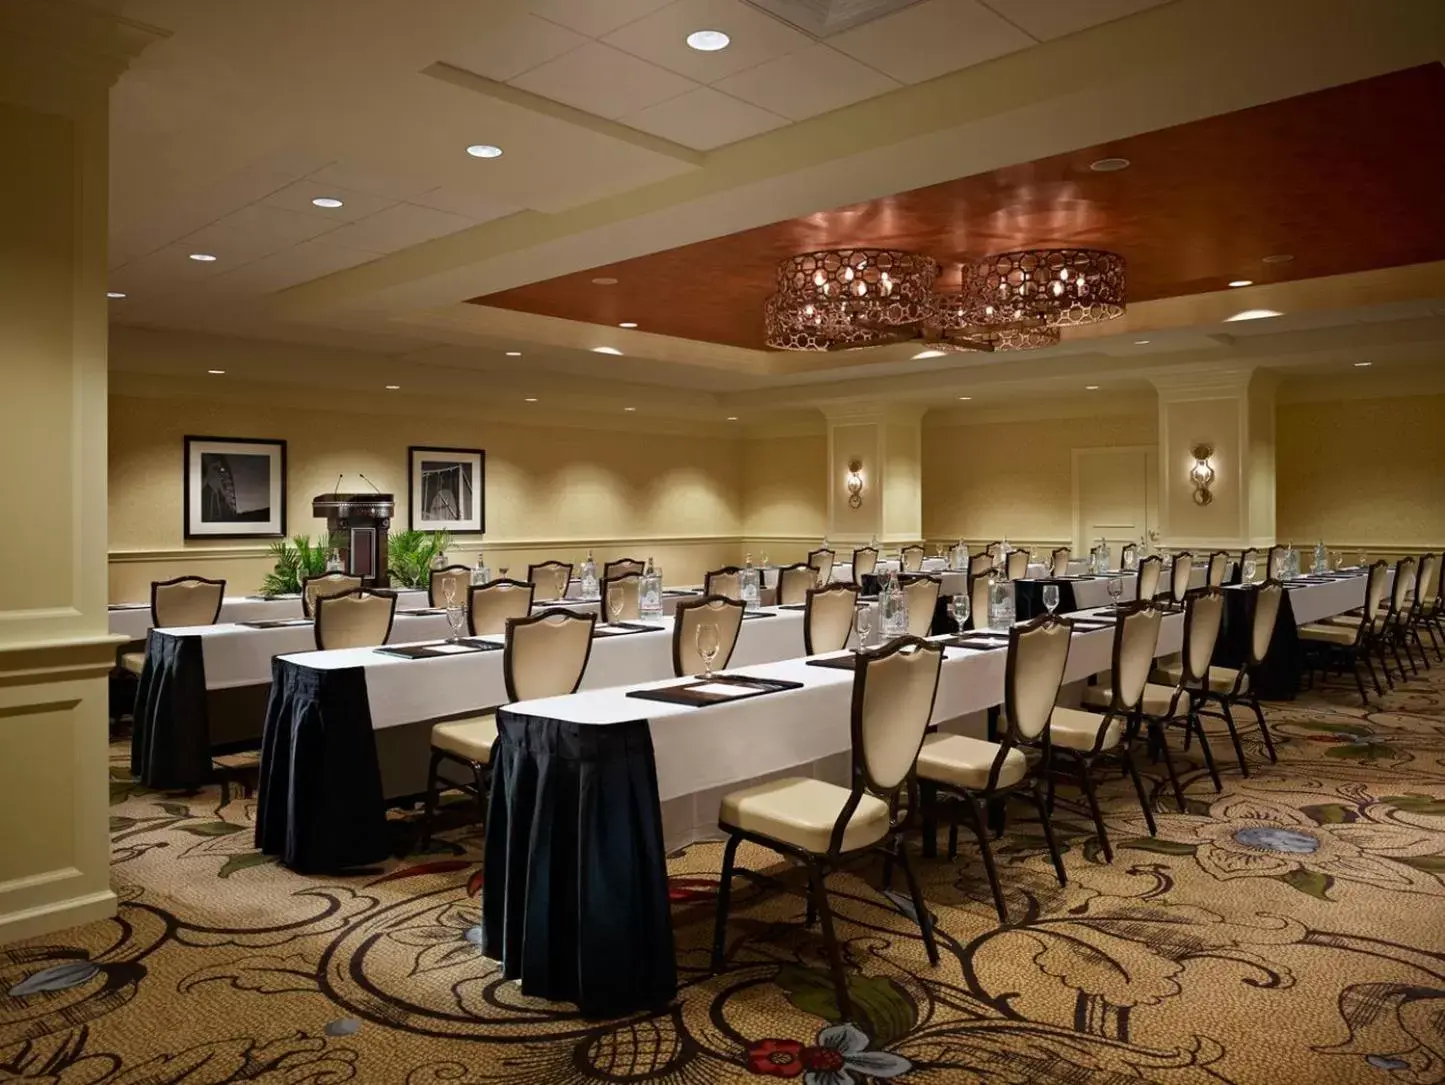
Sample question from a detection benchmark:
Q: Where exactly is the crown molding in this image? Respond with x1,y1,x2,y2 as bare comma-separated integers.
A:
0,1,167,116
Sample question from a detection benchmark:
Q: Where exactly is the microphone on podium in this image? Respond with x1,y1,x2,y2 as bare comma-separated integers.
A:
332,472,343,495
359,473,382,494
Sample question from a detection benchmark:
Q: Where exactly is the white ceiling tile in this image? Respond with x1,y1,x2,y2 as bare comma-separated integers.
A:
173,221,302,264
979,0,1171,41
211,202,345,246
829,0,1034,84
621,86,788,150
441,12,589,82
320,203,478,254
527,0,676,38
260,179,397,222
603,0,814,82
714,43,902,121
304,161,440,201
509,41,699,120
409,186,521,223
208,238,383,294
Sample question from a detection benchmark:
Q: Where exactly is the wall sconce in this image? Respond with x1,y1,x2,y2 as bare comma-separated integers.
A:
845,458,865,508
1189,444,1215,506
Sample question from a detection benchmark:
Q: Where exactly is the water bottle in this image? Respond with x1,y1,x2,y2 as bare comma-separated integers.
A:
1087,548,1098,575
953,539,967,571
1097,537,1110,573
880,570,907,636
640,556,662,620
741,552,760,610
580,548,599,600
989,572,1015,630
325,547,343,574
472,553,491,586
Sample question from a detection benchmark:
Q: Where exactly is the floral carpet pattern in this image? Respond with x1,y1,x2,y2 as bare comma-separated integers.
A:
5,663,1445,1084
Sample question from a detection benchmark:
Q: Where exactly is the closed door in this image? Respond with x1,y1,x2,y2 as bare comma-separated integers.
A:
1074,447,1153,552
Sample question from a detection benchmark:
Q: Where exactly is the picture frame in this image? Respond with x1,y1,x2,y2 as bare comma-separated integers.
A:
183,435,287,539
408,445,485,533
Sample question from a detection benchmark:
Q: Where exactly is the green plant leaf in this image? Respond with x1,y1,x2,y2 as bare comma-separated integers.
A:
1301,803,1358,825
1118,837,1198,856
218,852,277,878
181,821,243,837
1277,868,1334,900
1381,795,1445,817
774,966,915,1047
1399,855,1445,873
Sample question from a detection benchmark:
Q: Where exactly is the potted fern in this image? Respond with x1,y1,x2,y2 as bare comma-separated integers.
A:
387,530,454,589
259,534,340,597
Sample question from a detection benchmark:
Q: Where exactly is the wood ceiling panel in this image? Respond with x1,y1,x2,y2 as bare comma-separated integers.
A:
472,65,1445,350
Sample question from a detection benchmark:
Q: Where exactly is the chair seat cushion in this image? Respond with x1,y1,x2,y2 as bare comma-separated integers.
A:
120,652,146,675
915,733,1026,791
1151,660,1246,695
212,750,260,772
1049,706,1121,752
719,777,888,855
1082,682,1177,717
1299,622,1357,646
431,714,498,763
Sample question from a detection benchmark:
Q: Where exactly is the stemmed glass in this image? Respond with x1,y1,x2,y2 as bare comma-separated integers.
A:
1357,550,1368,570
854,605,873,651
1243,557,1258,585
695,622,721,678
948,593,969,635
555,569,568,601
498,566,510,580
1107,575,1124,607
1042,583,1060,615
760,551,770,567
607,591,625,626
445,604,467,642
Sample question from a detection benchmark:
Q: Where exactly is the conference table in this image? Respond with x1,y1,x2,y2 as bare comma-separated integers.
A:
107,590,430,641
479,569,1375,1017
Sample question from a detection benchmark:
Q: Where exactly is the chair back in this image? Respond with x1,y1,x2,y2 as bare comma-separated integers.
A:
1416,553,1440,614
314,589,396,650
704,566,743,601
1170,551,1194,604
804,583,859,654
852,547,879,581
428,564,472,607
900,545,925,573
1239,547,1259,579
777,562,818,605
969,552,994,576
1003,614,1073,745
1362,560,1389,629
1248,579,1284,668
672,595,745,677
1267,545,1287,579
302,573,362,617
968,572,992,632
1120,542,1138,568
1050,547,1071,577
603,557,645,579
503,609,595,702
1179,587,1226,686
468,578,534,636
901,575,940,637
1005,549,1028,581
807,548,835,585
601,573,641,621
1389,556,1417,615
527,560,573,602
849,637,944,797
1107,602,1165,714
150,576,225,628
1136,555,1163,600
1206,550,1230,588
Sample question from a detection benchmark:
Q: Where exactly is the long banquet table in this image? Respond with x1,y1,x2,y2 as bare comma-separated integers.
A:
108,589,431,641
479,570,1374,1018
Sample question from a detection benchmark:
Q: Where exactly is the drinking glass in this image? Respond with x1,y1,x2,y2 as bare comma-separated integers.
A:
1042,583,1060,615
695,622,721,678
555,569,568,600
949,593,969,635
1107,576,1124,605
760,551,769,567
498,566,510,580
855,605,873,650
445,605,467,642
1358,550,1368,569
607,592,625,626
1243,558,1258,585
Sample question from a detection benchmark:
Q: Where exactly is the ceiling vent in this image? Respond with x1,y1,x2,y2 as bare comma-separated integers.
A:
742,0,931,38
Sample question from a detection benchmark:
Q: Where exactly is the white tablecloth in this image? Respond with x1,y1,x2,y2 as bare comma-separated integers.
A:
108,589,429,640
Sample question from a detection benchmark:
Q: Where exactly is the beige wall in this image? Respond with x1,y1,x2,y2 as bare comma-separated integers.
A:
740,432,826,563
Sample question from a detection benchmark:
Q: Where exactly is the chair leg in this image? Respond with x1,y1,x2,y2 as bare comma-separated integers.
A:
1351,657,1370,706
1249,696,1278,763
1410,625,1430,669
1032,779,1068,885
710,834,741,973
1190,707,1223,793
893,840,939,966
947,820,959,862
1076,763,1112,864
804,859,853,1022
1153,722,1187,812
1123,752,1157,836
420,749,444,849
471,763,489,828
964,797,1008,923
219,776,231,810
919,780,938,860
1363,653,1385,698
1219,699,1249,777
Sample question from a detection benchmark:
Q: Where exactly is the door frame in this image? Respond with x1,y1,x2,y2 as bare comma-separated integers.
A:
1071,445,1158,553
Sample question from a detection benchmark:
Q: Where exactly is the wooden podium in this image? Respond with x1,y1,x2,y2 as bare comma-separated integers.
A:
312,493,395,587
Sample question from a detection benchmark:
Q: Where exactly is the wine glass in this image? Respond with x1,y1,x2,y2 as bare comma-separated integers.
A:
442,580,458,608
1107,575,1124,606
855,605,873,651
498,566,510,580
1042,583,1060,615
607,591,625,626
445,603,467,642
1243,557,1258,585
1357,550,1368,570
695,622,721,678
949,593,969,635
555,569,568,600
760,551,769,567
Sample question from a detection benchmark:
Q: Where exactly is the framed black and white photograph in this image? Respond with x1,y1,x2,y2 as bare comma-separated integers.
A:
183,435,287,539
408,446,485,533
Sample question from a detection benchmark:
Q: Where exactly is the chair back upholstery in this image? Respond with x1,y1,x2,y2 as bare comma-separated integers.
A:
902,575,940,637
804,583,858,655
603,557,645,579
1362,560,1389,628
704,566,743,601
1108,602,1165,713
969,572,992,632
1390,556,1417,614
314,590,396,651
468,579,534,636
851,637,944,796
527,560,573,602
428,565,472,607
150,576,225,628
777,562,818,605
900,545,925,573
1136,555,1163,600
1004,614,1073,744
851,547,879,581
1267,545,1287,579
1239,547,1259,579
1005,549,1028,580
1170,552,1194,604
601,573,641,621
503,609,595,702
1180,587,1226,685
672,595,745,677
807,548,835,585
969,552,994,576
1120,542,1138,568
1050,547,1071,577
1206,550,1230,588
302,573,362,617
1248,580,1285,667
1416,553,1440,614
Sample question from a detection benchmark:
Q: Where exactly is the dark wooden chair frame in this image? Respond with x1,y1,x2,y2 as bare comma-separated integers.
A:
427,564,474,607
802,583,860,655
1189,579,1283,775
300,572,363,618
600,572,643,621
603,557,646,580
312,588,397,651
775,561,818,606
465,578,534,636
1134,555,1164,602
150,574,226,628
526,560,574,600
1304,562,1389,704
672,594,745,676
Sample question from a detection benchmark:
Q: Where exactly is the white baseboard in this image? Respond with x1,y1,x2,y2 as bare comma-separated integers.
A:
0,888,116,946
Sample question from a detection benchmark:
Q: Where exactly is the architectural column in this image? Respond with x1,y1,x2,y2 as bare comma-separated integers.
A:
0,2,161,941
823,406,925,546
1150,369,1278,553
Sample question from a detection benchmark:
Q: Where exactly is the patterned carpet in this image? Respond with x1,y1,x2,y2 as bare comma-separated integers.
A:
4,658,1445,1085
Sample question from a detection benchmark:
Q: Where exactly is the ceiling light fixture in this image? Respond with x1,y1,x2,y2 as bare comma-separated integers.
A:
1134,339,1150,344
107,291,127,299
505,351,521,357
1088,156,1130,172
207,369,225,375
525,396,538,401
618,322,638,328
592,346,623,355
385,384,400,390
1354,361,1372,367
591,276,618,286
311,197,344,209
686,29,730,51
726,416,739,421
913,349,947,359
958,396,972,401
188,253,217,262
1225,309,1283,322
1262,253,1294,264
1085,385,1100,390
624,406,636,412
1228,279,1253,288
466,144,503,158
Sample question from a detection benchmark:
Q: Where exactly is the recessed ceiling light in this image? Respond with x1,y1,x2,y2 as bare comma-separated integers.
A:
1354,361,1373,367
1263,253,1294,264
107,291,127,299
465,144,502,159
1085,385,1100,390
1228,279,1254,288
311,197,344,209
686,29,730,51
188,253,217,262
592,346,623,355
505,351,522,357
618,321,638,328
624,406,636,412
1134,339,1151,345
207,369,225,375
591,276,618,286
912,349,947,359
726,416,739,421
1089,157,1130,172
384,384,400,390
525,396,538,401
957,396,972,401
1225,309,1283,322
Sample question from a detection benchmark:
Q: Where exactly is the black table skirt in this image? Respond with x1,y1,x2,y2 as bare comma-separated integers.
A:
1212,586,1302,700
1014,580,1080,621
131,630,211,789
483,709,676,1017
255,659,390,873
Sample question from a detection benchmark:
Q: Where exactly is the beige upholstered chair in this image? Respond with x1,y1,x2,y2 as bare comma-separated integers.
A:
804,583,859,654
807,548,835,585
900,545,925,573
673,595,744,677
302,573,362,617
422,609,595,845
1266,544,1287,580
1046,602,1165,860
851,547,879,583
915,614,1071,921
313,589,397,651
527,560,573,602
968,571,993,633
777,562,819,606
1004,549,1028,581
1327,557,1418,686
902,575,940,637
1168,551,1194,607
704,566,743,602
1301,561,1389,702
1083,586,1226,811
712,637,945,1021
601,573,641,621
467,578,534,636
1204,550,1229,588
603,557,645,580
1050,547,1071,577
1412,553,1443,664
119,576,227,675
428,565,472,607
1135,555,1163,601
1120,542,1138,569
969,551,995,576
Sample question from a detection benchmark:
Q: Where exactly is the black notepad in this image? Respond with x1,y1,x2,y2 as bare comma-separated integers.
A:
627,674,803,706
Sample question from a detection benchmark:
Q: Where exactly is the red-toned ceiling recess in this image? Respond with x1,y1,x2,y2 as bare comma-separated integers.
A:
472,64,1445,350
